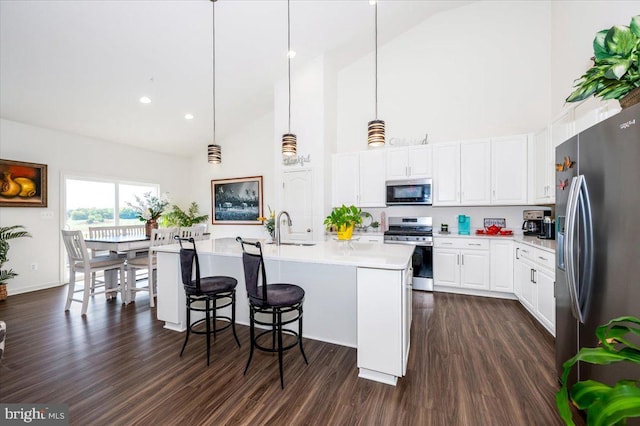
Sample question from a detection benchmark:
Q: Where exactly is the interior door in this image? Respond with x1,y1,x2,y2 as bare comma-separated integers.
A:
281,170,313,241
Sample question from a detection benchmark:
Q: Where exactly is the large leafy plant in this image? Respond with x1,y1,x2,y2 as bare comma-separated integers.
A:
324,205,362,231
556,316,640,425
162,202,209,227
0,226,32,283
566,15,640,103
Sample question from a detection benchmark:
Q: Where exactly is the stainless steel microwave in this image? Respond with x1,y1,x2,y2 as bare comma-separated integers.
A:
386,178,432,205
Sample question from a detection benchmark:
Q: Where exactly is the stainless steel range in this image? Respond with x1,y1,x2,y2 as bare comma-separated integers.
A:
384,217,433,291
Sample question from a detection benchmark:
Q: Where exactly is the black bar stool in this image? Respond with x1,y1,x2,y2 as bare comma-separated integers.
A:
236,237,308,389
175,236,240,366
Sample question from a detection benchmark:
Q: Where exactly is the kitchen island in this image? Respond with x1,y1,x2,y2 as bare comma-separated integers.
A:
154,237,414,385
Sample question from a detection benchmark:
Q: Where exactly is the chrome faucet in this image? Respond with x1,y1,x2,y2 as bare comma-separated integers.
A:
274,211,292,246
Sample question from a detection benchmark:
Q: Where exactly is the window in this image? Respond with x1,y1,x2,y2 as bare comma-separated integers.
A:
64,176,158,235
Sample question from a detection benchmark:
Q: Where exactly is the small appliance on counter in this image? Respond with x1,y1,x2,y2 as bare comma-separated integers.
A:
522,210,550,236
458,215,470,235
538,216,555,240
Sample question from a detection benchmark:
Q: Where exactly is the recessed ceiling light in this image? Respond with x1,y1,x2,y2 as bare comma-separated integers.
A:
287,50,296,58
369,0,377,5
139,96,151,104
184,113,194,120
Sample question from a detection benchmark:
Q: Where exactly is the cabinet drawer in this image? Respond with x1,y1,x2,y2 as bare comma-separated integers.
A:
534,248,554,271
434,238,489,250
517,244,535,261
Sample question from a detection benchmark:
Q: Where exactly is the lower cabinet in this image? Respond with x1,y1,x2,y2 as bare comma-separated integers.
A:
356,265,411,385
514,242,556,335
434,238,490,290
490,240,514,293
358,235,384,243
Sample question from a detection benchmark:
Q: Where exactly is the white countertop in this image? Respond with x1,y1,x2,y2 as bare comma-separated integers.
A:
155,237,414,270
514,235,556,253
434,232,556,252
434,232,515,240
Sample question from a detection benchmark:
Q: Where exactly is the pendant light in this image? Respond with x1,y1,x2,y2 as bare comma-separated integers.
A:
367,0,385,147
281,0,297,157
208,0,222,164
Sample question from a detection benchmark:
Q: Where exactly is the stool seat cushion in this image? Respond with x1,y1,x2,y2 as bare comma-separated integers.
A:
252,283,305,308
185,276,237,296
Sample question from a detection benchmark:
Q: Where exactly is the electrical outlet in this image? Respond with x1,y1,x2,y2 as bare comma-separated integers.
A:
30,263,38,271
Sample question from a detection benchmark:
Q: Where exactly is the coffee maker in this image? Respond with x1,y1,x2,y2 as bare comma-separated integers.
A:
522,210,550,236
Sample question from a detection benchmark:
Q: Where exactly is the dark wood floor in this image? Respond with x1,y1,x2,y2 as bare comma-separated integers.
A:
0,285,570,425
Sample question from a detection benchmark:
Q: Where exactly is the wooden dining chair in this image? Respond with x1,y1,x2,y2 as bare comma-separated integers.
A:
179,225,206,241
62,230,126,315
125,227,177,307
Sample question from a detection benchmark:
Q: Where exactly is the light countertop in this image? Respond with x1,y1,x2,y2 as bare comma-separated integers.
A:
514,235,556,253
435,232,556,252
155,237,413,270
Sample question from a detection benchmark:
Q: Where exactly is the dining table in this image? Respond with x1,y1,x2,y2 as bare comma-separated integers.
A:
84,234,151,303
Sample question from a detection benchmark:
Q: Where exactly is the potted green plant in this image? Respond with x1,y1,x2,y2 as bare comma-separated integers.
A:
324,205,362,240
162,202,209,227
126,192,170,236
556,316,640,425
566,15,640,109
0,225,32,301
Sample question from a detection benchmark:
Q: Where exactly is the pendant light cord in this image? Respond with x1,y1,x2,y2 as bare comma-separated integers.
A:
212,1,216,142
374,1,378,120
287,0,292,133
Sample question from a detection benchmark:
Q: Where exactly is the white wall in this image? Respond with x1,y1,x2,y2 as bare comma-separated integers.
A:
274,55,331,238
0,118,190,295
188,111,275,240
550,2,639,118
336,1,552,153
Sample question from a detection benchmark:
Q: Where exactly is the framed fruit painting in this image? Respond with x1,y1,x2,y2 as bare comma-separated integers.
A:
0,159,47,207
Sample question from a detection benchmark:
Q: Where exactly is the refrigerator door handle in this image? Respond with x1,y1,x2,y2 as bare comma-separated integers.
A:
577,174,595,323
565,176,582,322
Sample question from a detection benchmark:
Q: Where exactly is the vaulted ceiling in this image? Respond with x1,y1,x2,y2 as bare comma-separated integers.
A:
0,0,471,156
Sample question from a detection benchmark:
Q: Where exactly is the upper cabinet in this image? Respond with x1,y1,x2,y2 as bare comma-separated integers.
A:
332,152,359,207
433,135,528,206
533,126,554,204
491,135,528,205
359,149,387,207
460,139,491,205
432,142,461,205
386,145,432,181
331,150,386,208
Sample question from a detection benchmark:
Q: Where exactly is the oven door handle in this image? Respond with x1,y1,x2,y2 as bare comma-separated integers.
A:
383,240,433,247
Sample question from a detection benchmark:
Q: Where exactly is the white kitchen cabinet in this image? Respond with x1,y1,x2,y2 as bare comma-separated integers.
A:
433,248,460,287
332,152,359,206
432,142,460,205
434,238,490,290
514,250,536,311
433,135,527,206
460,139,491,205
536,268,555,333
490,240,514,293
514,242,556,336
359,235,384,243
358,149,386,207
331,150,386,208
491,135,529,205
533,127,554,204
551,109,575,149
357,265,410,385
386,145,432,180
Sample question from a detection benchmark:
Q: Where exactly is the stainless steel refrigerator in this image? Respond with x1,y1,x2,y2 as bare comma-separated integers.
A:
555,101,640,387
